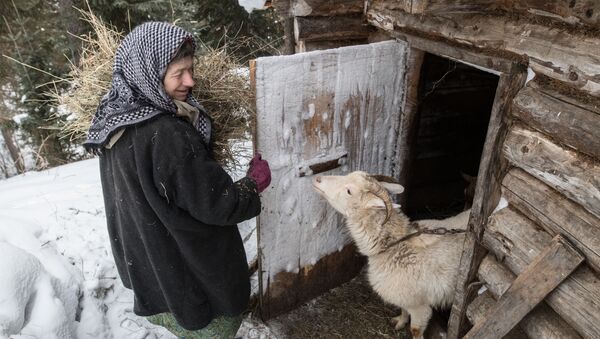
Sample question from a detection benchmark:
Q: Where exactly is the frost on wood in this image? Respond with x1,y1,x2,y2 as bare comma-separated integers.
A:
255,41,408,284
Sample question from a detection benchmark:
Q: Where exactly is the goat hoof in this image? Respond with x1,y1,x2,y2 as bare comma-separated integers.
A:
410,327,423,339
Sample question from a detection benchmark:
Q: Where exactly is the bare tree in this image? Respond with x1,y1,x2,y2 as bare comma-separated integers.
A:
0,116,25,175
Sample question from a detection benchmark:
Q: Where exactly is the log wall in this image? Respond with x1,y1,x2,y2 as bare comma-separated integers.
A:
367,1,600,97
268,1,600,337
461,73,599,338
273,0,380,53
362,2,600,336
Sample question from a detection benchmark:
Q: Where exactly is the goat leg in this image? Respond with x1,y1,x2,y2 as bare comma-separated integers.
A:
390,308,409,329
406,305,431,339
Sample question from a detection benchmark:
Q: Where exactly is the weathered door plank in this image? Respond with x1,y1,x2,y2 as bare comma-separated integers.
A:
254,40,409,318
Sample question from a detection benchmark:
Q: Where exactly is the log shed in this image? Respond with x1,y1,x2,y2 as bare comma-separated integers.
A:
251,1,600,337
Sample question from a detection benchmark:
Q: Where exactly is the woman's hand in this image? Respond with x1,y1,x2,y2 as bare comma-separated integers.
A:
246,153,271,193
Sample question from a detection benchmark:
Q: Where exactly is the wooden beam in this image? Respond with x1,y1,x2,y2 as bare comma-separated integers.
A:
466,234,583,339
387,0,600,28
466,291,529,339
367,3,600,97
528,77,600,115
484,207,600,338
503,126,600,219
512,0,600,28
512,86,600,159
503,168,600,273
289,0,364,16
478,255,583,339
294,15,374,42
447,65,527,339
466,290,494,327
391,33,513,74
295,39,368,53
396,48,425,208
410,0,504,15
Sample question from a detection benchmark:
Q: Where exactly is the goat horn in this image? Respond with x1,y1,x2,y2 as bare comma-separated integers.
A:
367,179,394,225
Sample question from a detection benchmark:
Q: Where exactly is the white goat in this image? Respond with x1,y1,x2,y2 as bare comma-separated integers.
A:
312,171,469,339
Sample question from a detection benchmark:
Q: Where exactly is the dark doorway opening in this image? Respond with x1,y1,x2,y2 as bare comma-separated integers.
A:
405,53,499,220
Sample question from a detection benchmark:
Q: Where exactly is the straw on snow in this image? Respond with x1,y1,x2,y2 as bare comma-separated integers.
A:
51,9,255,170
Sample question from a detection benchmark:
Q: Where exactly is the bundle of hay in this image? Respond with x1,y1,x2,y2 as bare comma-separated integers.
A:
53,9,255,170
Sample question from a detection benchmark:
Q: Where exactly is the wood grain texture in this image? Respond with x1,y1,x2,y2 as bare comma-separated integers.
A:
391,33,512,74
502,168,600,273
255,41,409,318
478,255,583,339
369,0,600,27
483,207,600,338
503,126,600,219
447,66,527,339
466,291,530,339
512,86,600,159
512,0,600,28
294,15,374,42
465,234,583,339
411,0,504,15
367,3,600,96
289,0,364,16
395,48,424,208
466,290,495,325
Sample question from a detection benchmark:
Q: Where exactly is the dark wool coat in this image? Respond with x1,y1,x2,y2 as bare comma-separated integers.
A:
99,114,261,330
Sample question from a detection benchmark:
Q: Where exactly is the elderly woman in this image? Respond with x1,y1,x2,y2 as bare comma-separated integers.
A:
85,22,271,338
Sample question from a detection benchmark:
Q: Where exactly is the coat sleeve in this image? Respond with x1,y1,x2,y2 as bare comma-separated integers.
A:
147,116,262,226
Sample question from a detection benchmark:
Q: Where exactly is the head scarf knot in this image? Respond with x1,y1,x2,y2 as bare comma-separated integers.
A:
84,22,210,151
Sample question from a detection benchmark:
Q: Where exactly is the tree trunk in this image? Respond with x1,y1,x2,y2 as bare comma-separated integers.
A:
0,124,25,174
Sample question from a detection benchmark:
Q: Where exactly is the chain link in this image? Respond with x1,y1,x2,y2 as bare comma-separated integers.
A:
377,225,466,255
420,227,466,235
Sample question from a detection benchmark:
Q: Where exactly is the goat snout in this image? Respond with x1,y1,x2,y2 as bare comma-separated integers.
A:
315,176,322,183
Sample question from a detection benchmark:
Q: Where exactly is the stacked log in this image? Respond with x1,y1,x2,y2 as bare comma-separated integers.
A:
367,0,600,97
268,1,600,337
273,0,376,53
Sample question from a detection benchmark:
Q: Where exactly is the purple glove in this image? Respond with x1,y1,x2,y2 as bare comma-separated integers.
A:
247,153,271,193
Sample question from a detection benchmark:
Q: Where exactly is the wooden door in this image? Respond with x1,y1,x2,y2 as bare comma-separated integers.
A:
253,40,409,317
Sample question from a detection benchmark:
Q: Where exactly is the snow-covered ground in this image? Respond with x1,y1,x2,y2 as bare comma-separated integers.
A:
238,0,267,12
0,157,273,338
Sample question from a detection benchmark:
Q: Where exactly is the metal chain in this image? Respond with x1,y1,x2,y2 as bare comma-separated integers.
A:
419,227,466,236
376,225,466,255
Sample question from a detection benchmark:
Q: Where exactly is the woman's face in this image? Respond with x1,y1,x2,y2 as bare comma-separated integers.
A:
163,56,195,101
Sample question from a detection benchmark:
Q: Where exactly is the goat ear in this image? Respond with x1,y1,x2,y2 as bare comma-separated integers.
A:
365,196,402,210
380,182,405,194
365,195,386,209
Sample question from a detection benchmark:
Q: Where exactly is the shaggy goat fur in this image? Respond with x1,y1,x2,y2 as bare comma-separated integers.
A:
312,171,469,339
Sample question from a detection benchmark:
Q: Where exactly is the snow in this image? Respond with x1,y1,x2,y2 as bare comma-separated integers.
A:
525,67,536,85
238,0,266,12
0,157,265,338
492,197,508,214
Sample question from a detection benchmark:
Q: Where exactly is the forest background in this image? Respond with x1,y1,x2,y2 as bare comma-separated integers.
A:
0,0,282,178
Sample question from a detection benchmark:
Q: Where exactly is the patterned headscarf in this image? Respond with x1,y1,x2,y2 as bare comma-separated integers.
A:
84,22,210,151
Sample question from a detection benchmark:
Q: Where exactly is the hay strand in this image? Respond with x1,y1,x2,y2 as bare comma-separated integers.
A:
50,8,256,170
